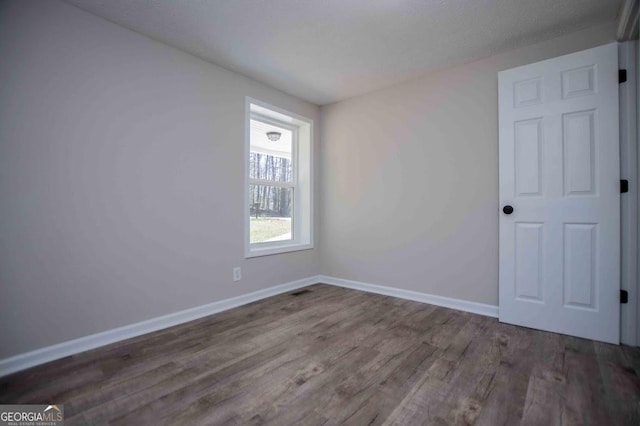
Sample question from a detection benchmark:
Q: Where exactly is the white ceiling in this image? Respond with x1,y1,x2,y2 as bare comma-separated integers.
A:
64,0,623,105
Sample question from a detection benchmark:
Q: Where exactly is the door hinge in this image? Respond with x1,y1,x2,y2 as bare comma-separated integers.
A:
621,179,629,193
619,69,627,84
621,290,629,304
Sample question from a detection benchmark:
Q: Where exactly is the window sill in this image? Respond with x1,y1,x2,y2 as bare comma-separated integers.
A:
245,242,313,258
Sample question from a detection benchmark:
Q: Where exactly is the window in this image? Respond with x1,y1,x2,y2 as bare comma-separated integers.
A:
245,98,313,257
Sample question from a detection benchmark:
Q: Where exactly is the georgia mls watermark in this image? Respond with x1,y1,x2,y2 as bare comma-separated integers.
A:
0,405,63,426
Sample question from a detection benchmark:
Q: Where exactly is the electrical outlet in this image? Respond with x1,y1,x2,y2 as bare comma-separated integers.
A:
233,267,241,282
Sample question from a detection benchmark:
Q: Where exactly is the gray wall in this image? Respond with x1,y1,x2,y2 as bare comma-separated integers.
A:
0,0,320,358
319,22,617,306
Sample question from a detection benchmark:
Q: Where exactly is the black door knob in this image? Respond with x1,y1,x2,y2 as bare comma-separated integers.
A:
503,205,514,215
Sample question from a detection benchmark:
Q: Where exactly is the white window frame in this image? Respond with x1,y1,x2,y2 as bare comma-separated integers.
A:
245,97,313,258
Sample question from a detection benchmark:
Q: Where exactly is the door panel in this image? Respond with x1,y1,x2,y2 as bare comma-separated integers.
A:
563,110,596,195
514,119,543,196
498,43,620,344
563,223,597,310
514,223,543,302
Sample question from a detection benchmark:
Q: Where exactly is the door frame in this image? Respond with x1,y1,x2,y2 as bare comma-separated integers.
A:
619,41,638,346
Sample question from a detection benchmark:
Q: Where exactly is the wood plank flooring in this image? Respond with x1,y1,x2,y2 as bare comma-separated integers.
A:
1,284,639,425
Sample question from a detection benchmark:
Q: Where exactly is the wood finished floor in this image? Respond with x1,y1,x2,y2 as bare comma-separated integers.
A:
2,284,640,425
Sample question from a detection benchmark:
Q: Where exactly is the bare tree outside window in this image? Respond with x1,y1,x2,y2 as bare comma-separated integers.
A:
249,153,292,217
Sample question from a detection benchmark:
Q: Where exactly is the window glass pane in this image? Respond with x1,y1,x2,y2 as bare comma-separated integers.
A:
250,119,292,182
249,152,292,182
249,184,293,244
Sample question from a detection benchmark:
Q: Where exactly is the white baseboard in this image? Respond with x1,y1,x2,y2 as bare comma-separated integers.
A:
1,274,498,377
0,276,316,377
317,275,499,319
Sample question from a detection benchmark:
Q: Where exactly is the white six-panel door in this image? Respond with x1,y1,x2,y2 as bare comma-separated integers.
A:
498,43,620,344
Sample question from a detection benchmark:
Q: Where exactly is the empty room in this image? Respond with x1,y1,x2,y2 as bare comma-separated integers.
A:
1,0,640,424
